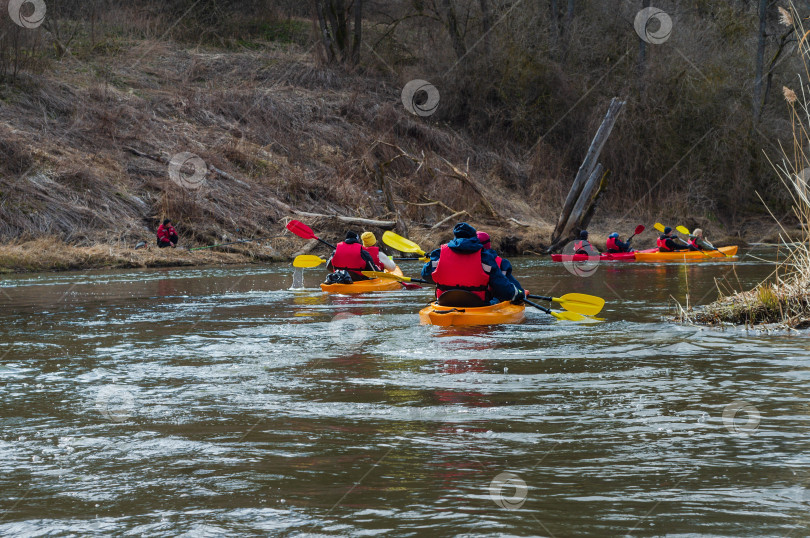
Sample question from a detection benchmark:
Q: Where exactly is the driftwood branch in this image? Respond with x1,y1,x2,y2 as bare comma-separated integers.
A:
431,210,469,229
292,212,396,228
439,156,499,219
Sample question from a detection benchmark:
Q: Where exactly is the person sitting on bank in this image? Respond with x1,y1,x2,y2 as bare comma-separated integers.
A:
657,227,689,252
606,232,633,253
156,219,179,248
361,232,397,271
326,231,379,280
421,223,525,307
574,230,599,256
477,231,524,291
688,228,715,251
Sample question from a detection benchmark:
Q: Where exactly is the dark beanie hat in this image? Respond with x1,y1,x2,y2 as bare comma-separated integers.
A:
664,226,672,234
345,231,359,240
163,219,171,225
453,222,477,239
579,230,589,239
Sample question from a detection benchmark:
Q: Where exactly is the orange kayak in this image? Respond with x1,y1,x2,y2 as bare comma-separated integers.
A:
634,245,738,262
320,267,404,294
419,301,526,326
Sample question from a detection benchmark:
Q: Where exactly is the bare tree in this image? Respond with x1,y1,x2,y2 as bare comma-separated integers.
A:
752,0,768,125
637,0,650,76
440,0,467,60
314,0,364,65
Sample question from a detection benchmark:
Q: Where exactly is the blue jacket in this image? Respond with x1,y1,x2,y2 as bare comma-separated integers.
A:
421,237,524,303
482,248,523,290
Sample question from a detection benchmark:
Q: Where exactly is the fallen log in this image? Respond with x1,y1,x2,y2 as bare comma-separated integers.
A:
550,98,625,245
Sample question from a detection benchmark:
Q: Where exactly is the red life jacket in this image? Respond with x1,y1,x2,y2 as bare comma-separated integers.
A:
657,236,673,252
156,224,175,242
688,238,699,250
431,245,490,301
362,246,382,270
606,237,619,252
331,242,367,271
495,255,505,275
574,240,586,252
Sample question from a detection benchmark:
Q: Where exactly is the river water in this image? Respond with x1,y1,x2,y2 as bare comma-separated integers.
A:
1,246,809,536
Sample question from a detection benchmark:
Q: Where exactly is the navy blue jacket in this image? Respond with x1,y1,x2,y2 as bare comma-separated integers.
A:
608,238,632,252
421,237,524,303
482,248,524,290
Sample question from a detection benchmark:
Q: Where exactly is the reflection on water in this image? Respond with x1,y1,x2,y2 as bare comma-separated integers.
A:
1,247,810,536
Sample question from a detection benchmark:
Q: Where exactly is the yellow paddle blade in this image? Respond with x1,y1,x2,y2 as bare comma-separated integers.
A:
382,231,426,256
654,222,666,233
293,255,327,268
361,270,410,282
550,310,587,321
554,293,605,316
676,225,691,235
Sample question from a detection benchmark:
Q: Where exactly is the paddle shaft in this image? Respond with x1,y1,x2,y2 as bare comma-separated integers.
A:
525,298,552,315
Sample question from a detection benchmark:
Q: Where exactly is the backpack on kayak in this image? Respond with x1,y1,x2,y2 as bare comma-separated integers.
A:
325,270,353,285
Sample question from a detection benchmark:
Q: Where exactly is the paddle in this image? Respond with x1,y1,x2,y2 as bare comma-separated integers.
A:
653,222,692,252
285,220,336,249
361,270,430,284
365,271,598,318
627,224,645,241
524,299,587,321
293,255,327,268
526,293,605,316
358,270,424,290
382,231,428,257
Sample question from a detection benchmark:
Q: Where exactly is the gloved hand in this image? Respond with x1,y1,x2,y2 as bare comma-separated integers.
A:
512,290,526,305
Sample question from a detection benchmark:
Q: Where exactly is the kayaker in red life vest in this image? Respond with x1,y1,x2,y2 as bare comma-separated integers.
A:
657,227,689,252
326,231,379,280
574,230,599,256
156,219,179,248
687,228,715,251
421,223,525,306
606,232,632,253
477,231,525,292
361,232,397,271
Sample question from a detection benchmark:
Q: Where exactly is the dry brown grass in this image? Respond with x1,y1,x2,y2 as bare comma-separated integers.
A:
680,3,810,328
0,237,277,273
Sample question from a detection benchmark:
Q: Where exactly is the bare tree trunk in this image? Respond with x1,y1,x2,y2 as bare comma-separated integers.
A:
314,0,361,64
479,0,491,55
314,0,336,62
550,0,559,47
440,0,467,60
752,0,767,125
637,0,650,77
566,0,574,28
351,0,363,64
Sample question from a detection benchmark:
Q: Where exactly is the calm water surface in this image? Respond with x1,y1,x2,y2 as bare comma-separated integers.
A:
1,245,809,536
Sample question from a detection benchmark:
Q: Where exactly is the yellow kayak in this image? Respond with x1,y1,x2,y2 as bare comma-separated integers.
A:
419,301,526,327
634,245,738,262
320,267,404,294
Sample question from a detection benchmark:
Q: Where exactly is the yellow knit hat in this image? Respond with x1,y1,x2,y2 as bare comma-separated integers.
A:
361,232,376,246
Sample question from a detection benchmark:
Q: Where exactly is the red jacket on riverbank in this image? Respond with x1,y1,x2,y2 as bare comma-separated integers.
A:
156,220,179,248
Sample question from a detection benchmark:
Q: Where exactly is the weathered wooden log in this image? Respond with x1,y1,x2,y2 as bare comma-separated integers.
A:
550,98,625,244
292,212,397,228
547,165,609,253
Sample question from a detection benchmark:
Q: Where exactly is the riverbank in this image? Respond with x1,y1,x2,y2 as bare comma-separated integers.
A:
0,217,767,274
